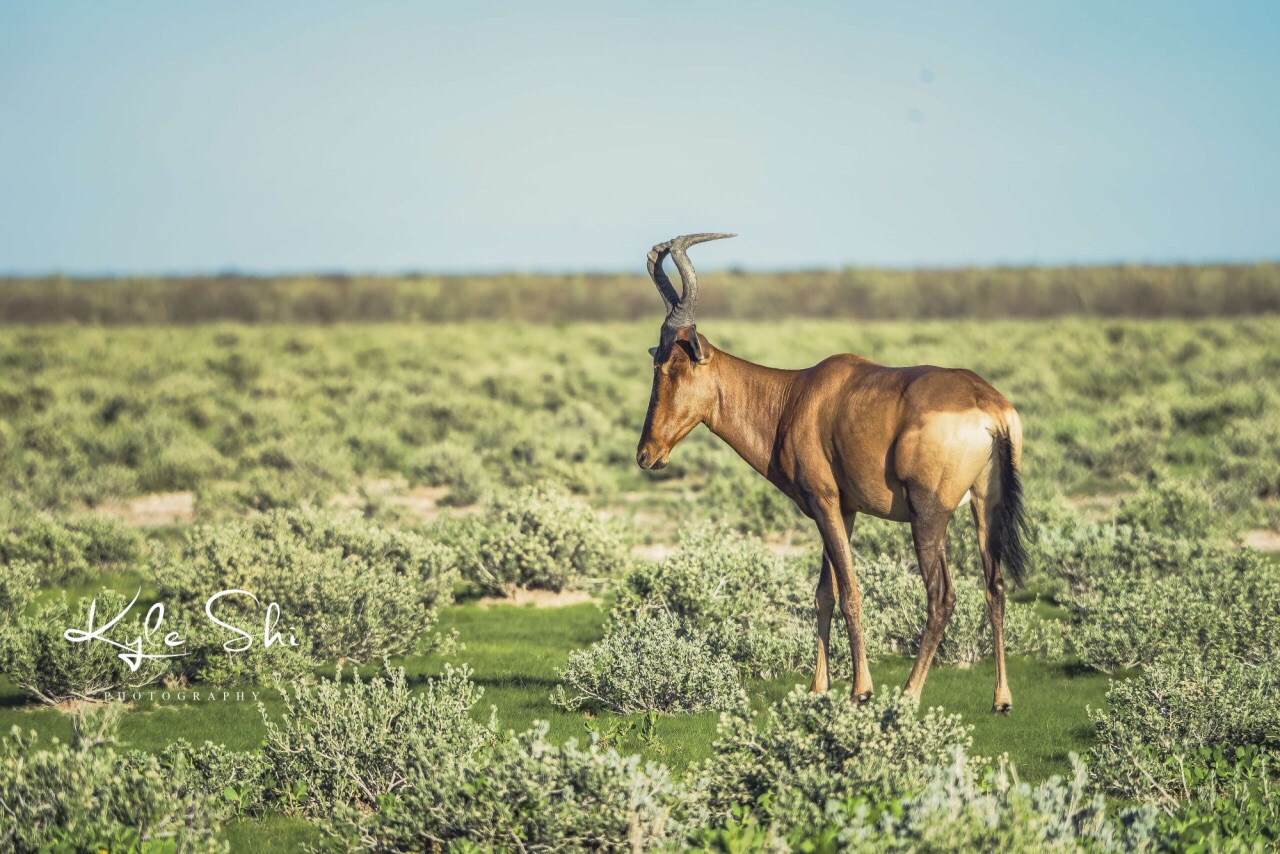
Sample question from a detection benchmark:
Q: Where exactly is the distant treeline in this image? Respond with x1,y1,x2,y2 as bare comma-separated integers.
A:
2,263,1278,324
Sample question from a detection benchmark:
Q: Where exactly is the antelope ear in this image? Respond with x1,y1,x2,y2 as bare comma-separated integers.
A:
648,347,659,360
687,326,709,364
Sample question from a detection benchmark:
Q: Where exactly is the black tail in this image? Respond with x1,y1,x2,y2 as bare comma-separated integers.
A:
990,429,1029,588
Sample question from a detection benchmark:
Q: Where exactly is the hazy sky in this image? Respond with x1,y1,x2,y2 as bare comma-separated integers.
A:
2,2,1277,274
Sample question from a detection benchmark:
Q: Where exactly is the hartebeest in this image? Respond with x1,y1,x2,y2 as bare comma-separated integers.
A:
636,233,1028,712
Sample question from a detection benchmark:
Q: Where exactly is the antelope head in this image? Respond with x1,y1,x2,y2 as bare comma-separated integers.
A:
636,232,735,470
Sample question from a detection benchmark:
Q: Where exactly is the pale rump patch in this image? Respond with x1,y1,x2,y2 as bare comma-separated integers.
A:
477,589,599,608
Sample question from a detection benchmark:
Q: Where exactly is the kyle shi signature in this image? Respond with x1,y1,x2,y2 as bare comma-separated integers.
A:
63,589,299,672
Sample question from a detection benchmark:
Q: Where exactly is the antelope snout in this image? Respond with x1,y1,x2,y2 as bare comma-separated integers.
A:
636,446,669,471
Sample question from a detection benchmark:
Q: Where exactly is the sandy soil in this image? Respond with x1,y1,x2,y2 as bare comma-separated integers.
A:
1242,529,1280,551
93,491,195,526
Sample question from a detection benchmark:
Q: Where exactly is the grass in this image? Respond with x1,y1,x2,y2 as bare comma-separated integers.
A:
1,597,1112,850
400,603,1112,781
6,601,1110,777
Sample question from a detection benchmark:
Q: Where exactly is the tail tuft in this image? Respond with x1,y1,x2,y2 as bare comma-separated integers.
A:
990,429,1029,588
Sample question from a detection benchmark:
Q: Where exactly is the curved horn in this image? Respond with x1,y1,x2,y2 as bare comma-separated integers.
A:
646,240,680,312
653,232,736,327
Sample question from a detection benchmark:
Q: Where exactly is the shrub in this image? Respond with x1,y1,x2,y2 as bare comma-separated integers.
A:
614,525,813,679
326,723,688,853
168,609,317,687
0,592,169,705
1159,750,1280,850
216,434,354,513
408,439,492,506
1089,652,1280,806
153,509,457,662
260,663,491,814
0,514,143,586
1033,520,1186,601
552,611,743,714
789,750,1162,852
1065,548,1280,673
445,486,628,595
695,688,972,832
699,471,804,536
1116,478,1228,539
0,560,37,623
0,704,225,853
152,739,274,819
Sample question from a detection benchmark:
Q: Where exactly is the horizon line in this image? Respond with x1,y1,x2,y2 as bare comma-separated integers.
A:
4,256,1279,280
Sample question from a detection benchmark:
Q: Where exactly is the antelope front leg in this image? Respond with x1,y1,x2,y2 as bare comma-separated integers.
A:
810,552,836,693
811,505,873,703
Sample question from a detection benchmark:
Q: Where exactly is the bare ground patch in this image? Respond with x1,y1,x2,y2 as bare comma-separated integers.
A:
1242,529,1280,551
93,491,195,526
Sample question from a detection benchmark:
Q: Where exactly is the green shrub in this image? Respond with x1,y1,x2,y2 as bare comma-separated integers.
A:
1032,517,1245,602
326,723,688,853
552,611,743,714
1089,653,1280,806
153,510,457,662
169,610,317,687
793,750,1162,852
691,750,1163,852
695,688,972,832
699,471,804,536
0,560,38,623
408,440,491,505
0,514,143,586
152,739,274,819
614,525,812,679
231,435,354,512
1065,549,1280,673
445,486,628,595
0,704,225,853
260,663,491,815
0,592,170,705
1116,479,1228,539
1159,749,1280,851
850,513,982,579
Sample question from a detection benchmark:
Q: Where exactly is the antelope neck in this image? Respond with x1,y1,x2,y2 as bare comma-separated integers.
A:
704,350,796,477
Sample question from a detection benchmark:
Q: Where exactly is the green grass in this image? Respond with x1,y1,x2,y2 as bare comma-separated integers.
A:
1,600,1113,777
1,597,1113,850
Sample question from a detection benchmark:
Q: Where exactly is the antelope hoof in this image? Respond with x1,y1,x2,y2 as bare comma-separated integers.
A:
993,701,1013,715
853,690,873,705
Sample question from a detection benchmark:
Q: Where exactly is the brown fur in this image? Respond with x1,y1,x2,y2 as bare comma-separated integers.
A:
637,328,1024,710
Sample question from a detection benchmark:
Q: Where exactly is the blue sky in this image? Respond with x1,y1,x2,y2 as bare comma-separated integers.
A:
1,1,1277,273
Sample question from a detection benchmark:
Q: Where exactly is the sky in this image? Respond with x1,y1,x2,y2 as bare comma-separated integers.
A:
1,1,1277,274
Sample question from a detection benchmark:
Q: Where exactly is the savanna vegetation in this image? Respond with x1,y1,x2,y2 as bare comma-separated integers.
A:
0,293,1278,850
3,260,1280,324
